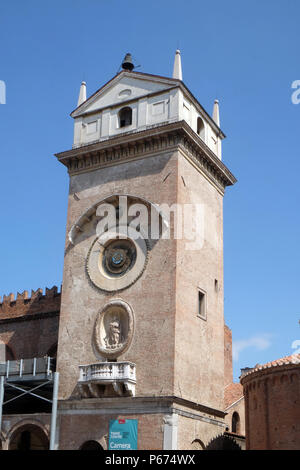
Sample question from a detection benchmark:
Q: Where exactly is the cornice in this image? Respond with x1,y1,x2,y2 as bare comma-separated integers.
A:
55,121,236,193
0,310,60,325
58,395,226,419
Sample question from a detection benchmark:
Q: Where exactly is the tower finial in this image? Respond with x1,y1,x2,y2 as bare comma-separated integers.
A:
212,99,220,127
77,81,87,107
172,49,182,80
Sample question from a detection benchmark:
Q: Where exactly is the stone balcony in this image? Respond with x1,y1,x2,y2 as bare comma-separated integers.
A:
78,361,136,398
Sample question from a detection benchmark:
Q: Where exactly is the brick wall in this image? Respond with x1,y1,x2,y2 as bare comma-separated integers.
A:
224,325,233,387
0,287,60,360
242,363,300,449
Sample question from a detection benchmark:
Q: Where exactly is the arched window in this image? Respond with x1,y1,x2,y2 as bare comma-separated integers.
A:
79,440,104,451
232,412,240,434
197,117,205,141
9,424,49,450
119,107,132,128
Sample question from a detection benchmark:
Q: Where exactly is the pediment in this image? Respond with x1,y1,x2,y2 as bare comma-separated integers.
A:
71,71,179,118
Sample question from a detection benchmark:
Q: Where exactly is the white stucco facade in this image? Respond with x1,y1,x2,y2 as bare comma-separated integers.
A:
71,71,224,159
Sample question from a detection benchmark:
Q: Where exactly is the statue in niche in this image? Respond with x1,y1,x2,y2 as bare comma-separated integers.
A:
94,301,133,357
104,318,123,349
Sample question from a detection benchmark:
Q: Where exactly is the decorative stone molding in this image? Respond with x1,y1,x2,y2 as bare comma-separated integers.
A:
55,121,236,194
163,414,179,426
68,194,167,246
93,300,134,359
163,413,178,450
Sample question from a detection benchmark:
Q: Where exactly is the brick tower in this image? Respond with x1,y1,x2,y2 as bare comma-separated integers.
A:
54,51,236,450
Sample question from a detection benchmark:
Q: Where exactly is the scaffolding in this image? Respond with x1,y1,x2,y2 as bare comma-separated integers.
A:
0,357,59,450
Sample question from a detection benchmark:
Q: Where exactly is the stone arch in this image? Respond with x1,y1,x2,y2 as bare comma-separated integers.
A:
79,440,105,451
68,193,168,246
290,373,297,383
205,434,241,451
197,116,205,142
8,419,49,451
232,412,241,434
191,438,205,450
118,106,132,128
280,374,288,384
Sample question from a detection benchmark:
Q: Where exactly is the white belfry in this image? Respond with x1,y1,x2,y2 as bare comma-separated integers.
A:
77,81,87,107
172,50,182,80
212,99,220,127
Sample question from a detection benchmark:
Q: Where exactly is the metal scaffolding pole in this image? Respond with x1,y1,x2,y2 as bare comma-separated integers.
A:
49,371,59,450
0,375,4,434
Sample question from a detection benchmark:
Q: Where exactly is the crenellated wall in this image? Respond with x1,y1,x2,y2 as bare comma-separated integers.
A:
0,286,61,360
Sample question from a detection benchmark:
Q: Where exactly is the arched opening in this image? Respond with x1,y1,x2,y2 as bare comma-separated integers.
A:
9,424,49,450
232,412,241,434
191,439,205,450
197,117,205,141
119,107,132,128
79,440,104,451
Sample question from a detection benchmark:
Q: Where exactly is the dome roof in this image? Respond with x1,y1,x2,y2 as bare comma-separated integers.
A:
241,353,300,381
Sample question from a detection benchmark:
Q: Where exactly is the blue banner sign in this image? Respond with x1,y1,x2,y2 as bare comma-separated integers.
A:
108,419,138,450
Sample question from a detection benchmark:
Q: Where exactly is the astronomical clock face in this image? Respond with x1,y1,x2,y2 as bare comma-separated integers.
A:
102,239,137,276
86,226,149,293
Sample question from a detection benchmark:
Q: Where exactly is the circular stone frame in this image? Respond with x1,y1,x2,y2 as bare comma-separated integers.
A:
86,226,149,292
94,300,134,359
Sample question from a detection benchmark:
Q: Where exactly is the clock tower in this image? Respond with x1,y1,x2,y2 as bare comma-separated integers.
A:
54,51,236,450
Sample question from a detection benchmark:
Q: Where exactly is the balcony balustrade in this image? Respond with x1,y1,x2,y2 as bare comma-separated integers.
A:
78,361,136,397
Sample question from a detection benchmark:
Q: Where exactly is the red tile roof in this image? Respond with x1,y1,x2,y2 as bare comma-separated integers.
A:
241,353,300,379
224,382,244,409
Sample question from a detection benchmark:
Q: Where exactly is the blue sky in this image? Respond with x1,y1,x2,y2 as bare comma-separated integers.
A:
0,0,299,380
